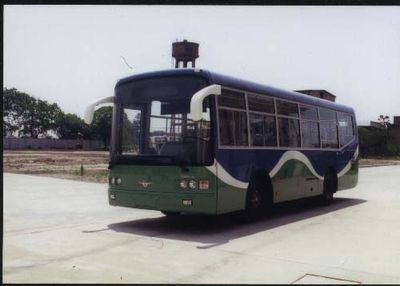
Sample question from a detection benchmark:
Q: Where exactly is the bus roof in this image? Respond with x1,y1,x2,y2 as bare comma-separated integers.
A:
116,68,355,114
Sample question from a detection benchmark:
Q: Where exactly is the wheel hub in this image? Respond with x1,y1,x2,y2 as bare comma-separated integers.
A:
251,190,262,208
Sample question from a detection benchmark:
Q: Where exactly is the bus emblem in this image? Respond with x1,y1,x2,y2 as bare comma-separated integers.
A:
138,181,152,188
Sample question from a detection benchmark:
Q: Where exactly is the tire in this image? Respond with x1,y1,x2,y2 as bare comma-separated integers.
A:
320,171,337,206
235,175,273,223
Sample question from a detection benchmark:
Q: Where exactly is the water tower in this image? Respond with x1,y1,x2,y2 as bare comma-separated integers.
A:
172,40,199,68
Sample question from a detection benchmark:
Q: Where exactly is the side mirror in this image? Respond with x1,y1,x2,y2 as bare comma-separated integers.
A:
190,84,221,121
84,96,115,124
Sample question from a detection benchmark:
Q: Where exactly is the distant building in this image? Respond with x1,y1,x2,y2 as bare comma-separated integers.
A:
295,89,336,102
393,116,400,126
369,121,382,128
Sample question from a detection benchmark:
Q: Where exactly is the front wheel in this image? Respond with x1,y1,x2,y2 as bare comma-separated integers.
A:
235,178,272,223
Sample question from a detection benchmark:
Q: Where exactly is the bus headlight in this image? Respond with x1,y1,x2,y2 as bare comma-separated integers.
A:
179,179,188,189
109,177,121,185
188,180,197,189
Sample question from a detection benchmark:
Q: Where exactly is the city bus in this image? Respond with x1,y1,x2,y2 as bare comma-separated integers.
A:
84,68,359,220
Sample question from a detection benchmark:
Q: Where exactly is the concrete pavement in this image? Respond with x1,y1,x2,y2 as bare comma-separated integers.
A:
3,166,400,283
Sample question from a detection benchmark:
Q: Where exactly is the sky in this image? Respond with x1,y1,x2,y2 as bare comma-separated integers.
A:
4,5,400,125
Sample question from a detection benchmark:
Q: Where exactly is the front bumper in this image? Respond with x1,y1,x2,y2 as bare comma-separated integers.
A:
108,188,217,215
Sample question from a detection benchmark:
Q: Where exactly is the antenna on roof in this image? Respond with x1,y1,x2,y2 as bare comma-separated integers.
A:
120,56,133,70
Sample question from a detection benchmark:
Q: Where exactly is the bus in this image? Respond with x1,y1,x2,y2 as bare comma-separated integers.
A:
84,68,359,220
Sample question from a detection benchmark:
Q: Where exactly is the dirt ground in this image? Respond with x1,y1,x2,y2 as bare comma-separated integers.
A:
3,150,400,183
3,150,110,183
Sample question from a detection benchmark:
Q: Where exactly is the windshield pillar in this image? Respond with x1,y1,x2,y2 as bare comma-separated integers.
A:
141,103,151,154
110,102,121,161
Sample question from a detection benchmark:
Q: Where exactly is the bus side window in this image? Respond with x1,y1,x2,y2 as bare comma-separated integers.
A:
320,108,338,148
219,109,235,145
277,101,299,118
277,100,300,147
247,94,277,147
338,112,354,147
218,89,248,147
278,117,300,147
219,109,248,146
300,105,320,148
301,121,320,148
247,94,275,113
218,89,246,109
249,114,277,146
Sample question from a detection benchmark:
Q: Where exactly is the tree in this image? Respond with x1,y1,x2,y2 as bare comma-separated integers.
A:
358,126,386,156
378,115,390,129
56,113,90,139
3,88,33,137
91,106,113,149
3,88,20,136
3,88,64,138
27,99,63,138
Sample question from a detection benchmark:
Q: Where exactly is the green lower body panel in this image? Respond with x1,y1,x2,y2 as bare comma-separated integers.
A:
108,164,218,215
107,157,359,216
338,160,359,191
216,181,247,214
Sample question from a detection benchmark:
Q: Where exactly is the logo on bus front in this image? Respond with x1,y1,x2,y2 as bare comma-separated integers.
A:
138,181,153,188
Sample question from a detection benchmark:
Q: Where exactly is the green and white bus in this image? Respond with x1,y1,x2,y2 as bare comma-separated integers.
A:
85,69,358,219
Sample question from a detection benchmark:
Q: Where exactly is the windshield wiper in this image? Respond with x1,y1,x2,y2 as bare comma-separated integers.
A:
109,154,192,168
181,135,208,142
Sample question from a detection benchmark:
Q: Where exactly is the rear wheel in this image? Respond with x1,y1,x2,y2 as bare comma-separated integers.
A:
320,170,337,206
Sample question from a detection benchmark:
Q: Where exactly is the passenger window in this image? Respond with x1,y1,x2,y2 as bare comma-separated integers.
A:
277,100,299,117
320,121,338,148
247,94,275,114
300,105,318,120
301,121,320,148
338,112,354,147
218,89,246,109
219,109,248,146
249,114,277,146
319,108,336,120
278,118,300,147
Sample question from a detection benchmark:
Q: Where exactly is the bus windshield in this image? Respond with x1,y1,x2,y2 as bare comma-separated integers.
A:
113,76,213,165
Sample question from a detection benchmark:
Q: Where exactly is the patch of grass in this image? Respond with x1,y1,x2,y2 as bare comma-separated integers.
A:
69,168,109,183
92,170,109,178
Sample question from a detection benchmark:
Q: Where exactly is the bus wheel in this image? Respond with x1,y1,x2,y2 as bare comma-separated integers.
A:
236,176,272,223
320,171,337,206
